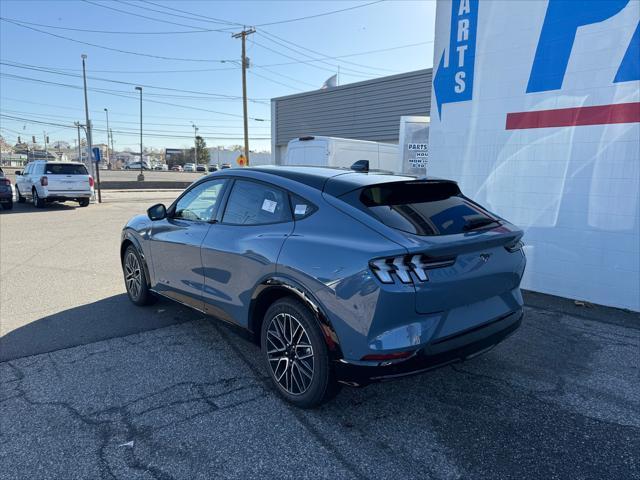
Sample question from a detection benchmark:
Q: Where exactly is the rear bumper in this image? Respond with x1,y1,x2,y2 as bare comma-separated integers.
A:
43,191,92,200
334,308,523,386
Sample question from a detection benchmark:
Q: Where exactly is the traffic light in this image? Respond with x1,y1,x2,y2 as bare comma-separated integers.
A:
18,136,21,143
46,136,50,144
32,136,36,143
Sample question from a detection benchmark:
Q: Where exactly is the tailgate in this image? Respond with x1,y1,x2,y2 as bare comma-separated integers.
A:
407,227,525,314
47,174,91,192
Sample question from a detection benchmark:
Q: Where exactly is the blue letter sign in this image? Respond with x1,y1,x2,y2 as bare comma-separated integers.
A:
527,0,634,93
433,0,479,118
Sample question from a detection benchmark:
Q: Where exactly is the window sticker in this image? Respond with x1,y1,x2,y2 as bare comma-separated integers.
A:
294,204,308,216
261,198,277,213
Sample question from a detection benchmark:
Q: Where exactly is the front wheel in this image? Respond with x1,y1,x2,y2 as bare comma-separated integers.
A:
16,187,25,203
261,298,339,408
123,245,155,306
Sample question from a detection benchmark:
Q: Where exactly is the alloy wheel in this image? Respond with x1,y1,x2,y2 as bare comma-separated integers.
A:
124,252,142,300
266,312,314,395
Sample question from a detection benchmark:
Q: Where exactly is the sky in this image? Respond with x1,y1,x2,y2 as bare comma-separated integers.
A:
0,0,436,152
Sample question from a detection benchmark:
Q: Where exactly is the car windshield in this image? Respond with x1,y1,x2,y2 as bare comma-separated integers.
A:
45,164,88,175
342,180,499,236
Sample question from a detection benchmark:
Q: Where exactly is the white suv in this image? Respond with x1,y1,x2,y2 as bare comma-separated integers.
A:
15,161,94,208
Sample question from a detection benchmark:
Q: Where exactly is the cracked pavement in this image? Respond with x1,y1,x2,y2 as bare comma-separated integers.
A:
1,192,639,479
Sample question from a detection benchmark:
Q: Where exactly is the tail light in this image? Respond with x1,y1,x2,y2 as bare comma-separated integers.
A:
1,178,10,186
88,176,95,188
40,176,48,186
370,254,456,284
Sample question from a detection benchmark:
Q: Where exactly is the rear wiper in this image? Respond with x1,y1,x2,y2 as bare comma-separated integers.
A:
463,217,500,231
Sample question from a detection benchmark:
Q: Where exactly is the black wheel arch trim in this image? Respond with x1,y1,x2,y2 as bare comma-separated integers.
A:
121,231,152,288
249,276,344,361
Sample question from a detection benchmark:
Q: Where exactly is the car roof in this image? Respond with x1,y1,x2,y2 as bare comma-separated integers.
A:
250,165,433,196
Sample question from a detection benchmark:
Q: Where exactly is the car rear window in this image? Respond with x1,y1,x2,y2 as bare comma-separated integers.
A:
45,164,88,175
342,180,499,236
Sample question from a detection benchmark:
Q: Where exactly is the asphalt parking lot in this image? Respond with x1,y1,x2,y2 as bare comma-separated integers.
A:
1,192,639,480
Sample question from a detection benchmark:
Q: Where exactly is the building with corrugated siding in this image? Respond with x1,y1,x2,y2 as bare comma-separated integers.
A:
270,69,432,164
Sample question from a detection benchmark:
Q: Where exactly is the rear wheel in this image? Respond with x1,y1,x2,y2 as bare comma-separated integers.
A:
261,298,338,408
123,245,155,306
32,189,44,208
79,198,90,207
2,201,13,210
16,187,25,203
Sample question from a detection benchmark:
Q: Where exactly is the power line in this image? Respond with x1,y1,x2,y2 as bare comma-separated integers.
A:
0,114,271,140
259,30,398,74
119,0,239,27
254,1,384,27
132,0,382,29
0,73,267,120
139,0,242,27
0,97,271,122
81,0,220,31
1,61,269,103
0,17,211,35
1,108,270,130
0,17,234,63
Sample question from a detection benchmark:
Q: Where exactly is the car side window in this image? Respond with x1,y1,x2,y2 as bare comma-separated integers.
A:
290,194,317,220
173,179,226,222
222,180,291,225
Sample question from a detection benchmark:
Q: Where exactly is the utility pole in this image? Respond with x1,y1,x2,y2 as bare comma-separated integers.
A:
191,123,199,169
104,108,111,169
75,122,82,162
81,54,101,203
81,54,95,179
109,128,115,169
135,86,144,181
43,131,48,157
232,27,255,166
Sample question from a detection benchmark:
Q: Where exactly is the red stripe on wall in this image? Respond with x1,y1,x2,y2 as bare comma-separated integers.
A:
505,102,640,130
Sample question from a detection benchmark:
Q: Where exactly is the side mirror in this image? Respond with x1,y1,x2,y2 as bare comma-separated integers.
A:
147,203,167,221
15,171,22,176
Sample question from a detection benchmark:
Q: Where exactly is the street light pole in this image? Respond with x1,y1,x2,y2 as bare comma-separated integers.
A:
135,86,144,182
192,123,198,170
104,108,111,169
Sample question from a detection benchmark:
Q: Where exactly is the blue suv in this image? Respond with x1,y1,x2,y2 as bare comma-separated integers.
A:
121,166,526,407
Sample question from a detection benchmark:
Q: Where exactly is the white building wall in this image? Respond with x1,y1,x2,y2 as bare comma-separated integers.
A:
429,0,640,311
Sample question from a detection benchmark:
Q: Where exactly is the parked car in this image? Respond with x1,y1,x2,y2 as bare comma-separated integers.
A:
171,165,183,172
220,163,232,169
208,164,219,172
0,167,13,210
121,166,526,407
153,164,169,171
183,163,196,172
196,165,206,172
15,161,93,208
125,161,150,170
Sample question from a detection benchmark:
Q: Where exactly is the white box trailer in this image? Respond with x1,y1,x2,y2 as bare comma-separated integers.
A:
285,136,399,172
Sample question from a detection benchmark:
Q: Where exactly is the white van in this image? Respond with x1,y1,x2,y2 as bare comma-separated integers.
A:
284,136,399,172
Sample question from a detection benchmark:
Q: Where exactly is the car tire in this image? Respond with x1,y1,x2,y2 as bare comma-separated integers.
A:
2,201,13,210
79,198,90,207
123,245,155,306
261,298,339,408
32,188,44,208
16,187,25,203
